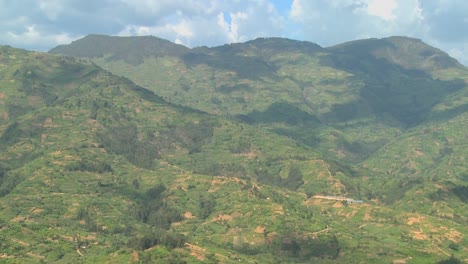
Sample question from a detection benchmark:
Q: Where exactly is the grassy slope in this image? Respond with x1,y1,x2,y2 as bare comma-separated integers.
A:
52,36,389,163
0,44,464,263
0,46,407,263
48,36,468,262
51,35,466,166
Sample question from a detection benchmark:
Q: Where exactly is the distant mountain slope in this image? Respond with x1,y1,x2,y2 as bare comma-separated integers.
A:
50,34,189,65
50,35,468,164
328,36,463,73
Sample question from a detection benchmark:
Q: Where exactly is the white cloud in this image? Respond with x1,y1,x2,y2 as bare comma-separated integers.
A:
290,0,303,21
120,19,194,42
366,0,397,20
38,0,65,20
117,0,283,47
6,25,78,49
0,0,466,65
286,0,468,65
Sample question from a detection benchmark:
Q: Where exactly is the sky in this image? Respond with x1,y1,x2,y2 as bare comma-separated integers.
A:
1,0,467,65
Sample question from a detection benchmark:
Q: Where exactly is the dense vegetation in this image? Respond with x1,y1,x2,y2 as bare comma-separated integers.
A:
0,34,465,263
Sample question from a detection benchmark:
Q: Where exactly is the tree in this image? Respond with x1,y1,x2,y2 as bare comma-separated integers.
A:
284,165,304,190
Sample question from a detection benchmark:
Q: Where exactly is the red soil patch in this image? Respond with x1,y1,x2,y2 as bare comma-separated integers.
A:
254,226,266,234
407,217,419,225
446,229,463,243
185,243,206,261
132,250,139,262
411,231,428,240
332,201,343,208
184,211,195,219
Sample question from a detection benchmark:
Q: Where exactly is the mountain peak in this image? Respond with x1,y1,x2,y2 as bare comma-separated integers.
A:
246,37,323,53
49,34,189,65
328,36,462,72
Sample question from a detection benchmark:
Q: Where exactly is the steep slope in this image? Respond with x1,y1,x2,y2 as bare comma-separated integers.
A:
328,36,463,73
3,46,466,263
51,35,467,165
0,45,337,262
324,36,466,126
50,34,189,65
48,36,468,262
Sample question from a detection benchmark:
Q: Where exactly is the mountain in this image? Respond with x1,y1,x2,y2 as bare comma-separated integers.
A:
0,35,465,263
51,35,468,162
51,34,189,65
0,45,349,263
50,35,468,262
328,36,463,73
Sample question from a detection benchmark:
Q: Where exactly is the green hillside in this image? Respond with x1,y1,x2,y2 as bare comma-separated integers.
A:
50,35,468,262
0,36,465,263
0,45,347,263
50,35,467,164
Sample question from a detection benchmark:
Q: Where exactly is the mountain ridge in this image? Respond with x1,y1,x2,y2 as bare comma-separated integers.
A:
49,34,468,163
327,35,465,73
50,34,466,68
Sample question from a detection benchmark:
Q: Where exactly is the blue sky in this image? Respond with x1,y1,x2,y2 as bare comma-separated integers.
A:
0,0,467,65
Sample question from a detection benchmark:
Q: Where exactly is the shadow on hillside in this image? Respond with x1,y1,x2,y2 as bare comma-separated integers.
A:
236,102,320,126
181,51,278,80
428,103,468,123
319,51,465,127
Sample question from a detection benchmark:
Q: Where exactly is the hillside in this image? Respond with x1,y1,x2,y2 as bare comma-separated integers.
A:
328,36,463,73
0,45,336,262
50,34,190,65
50,35,468,164
49,35,468,262
0,39,465,263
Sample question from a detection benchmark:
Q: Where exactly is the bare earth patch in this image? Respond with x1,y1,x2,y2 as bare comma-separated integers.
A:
407,217,419,225
363,210,373,221
414,149,425,157
185,243,206,261
411,231,428,240
184,211,195,219
26,252,45,259
0,111,8,120
446,229,463,243
273,204,284,215
392,257,412,264
31,208,44,214
434,184,447,191
132,250,139,262
212,214,234,222
0,253,14,259
254,226,266,234
12,239,30,246
332,201,343,208
11,216,27,222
